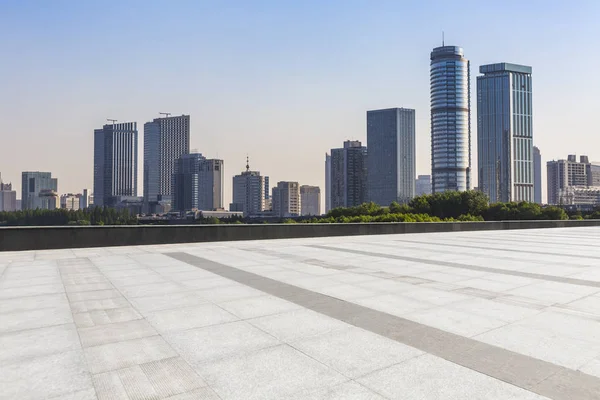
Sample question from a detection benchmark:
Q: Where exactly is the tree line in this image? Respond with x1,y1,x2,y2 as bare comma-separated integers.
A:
0,207,138,226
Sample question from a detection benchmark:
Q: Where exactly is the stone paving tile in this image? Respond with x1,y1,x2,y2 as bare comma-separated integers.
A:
166,321,280,366
130,290,209,314
70,297,131,314
67,289,123,302
288,380,387,400
1,307,74,334
196,344,346,400
0,350,94,400
84,335,177,374
78,319,157,348
218,294,301,319
73,307,142,329
146,304,239,333
0,293,69,314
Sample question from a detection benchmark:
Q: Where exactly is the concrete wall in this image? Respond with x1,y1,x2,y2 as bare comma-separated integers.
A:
1,220,600,252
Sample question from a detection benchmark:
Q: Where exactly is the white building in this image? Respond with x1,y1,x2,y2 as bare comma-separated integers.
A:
272,181,300,218
300,185,321,216
0,175,17,211
60,194,81,211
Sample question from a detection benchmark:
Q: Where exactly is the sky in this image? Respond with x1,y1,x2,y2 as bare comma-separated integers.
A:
1,0,599,207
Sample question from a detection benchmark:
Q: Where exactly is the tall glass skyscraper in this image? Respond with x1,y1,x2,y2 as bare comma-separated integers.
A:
430,46,471,193
143,115,190,210
477,63,533,202
93,122,138,207
329,140,368,209
367,108,415,205
533,146,542,204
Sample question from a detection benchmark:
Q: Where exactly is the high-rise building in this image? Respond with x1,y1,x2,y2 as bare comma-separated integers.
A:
143,115,190,211
329,140,368,209
94,122,138,207
272,181,300,218
80,189,89,210
367,108,415,205
547,155,600,204
0,174,17,211
325,154,331,213
172,153,224,212
533,147,542,204
60,194,80,211
477,63,533,202
21,171,58,210
300,185,321,216
430,45,471,193
415,175,432,196
230,159,268,216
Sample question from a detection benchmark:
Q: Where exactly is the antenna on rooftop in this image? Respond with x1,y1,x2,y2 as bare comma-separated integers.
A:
107,118,117,124
159,112,171,118
442,31,445,46
246,155,250,172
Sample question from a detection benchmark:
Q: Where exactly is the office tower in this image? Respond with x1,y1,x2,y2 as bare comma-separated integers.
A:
230,159,268,216
60,194,80,211
533,147,542,204
329,140,368,209
325,154,331,213
430,45,471,193
143,115,190,211
172,153,224,212
94,122,138,207
80,189,89,210
272,181,300,218
477,63,533,202
21,171,58,210
546,155,600,204
415,175,432,196
0,174,17,211
367,108,415,205
300,185,321,216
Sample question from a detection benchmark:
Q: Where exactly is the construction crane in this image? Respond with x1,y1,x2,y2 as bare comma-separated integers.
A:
106,118,117,124
159,112,171,118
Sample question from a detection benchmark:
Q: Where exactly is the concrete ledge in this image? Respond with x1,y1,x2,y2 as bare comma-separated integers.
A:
1,220,600,252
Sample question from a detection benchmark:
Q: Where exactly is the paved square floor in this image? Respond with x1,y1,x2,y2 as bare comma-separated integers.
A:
2,227,600,399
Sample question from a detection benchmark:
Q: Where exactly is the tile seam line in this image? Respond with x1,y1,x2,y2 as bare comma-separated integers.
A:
309,244,600,289
393,238,600,260
166,251,600,400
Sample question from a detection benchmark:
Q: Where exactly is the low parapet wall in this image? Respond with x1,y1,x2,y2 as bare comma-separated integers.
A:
1,220,600,251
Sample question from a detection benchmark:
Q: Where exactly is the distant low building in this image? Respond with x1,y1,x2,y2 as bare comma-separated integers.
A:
0,175,17,211
272,181,300,218
60,194,81,211
559,187,600,207
547,155,600,205
300,185,321,216
415,175,432,196
197,210,244,219
21,171,58,210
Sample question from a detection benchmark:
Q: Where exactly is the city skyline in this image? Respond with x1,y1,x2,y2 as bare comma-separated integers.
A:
2,2,600,208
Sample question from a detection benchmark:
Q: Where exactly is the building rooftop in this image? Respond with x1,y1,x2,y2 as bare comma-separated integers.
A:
479,62,533,75
2,227,600,399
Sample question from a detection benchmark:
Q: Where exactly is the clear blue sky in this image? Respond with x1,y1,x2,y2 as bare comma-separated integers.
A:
1,0,599,206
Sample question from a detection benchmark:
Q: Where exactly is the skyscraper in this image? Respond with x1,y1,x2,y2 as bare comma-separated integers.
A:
21,171,58,210
330,140,368,209
80,189,89,210
533,146,542,204
93,122,138,207
0,174,17,212
172,153,224,212
415,175,432,196
143,115,190,211
272,181,301,218
300,185,321,216
430,45,471,193
230,159,268,216
325,154,331,213
367,108,415,205
477,63,533,202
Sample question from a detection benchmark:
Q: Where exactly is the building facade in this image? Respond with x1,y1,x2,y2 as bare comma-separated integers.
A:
60,194,80,211
547,155,600,204
143,115,190,211
272,181,300,218
367,108,415,205
80,189,89,210
330,140,368,209
477,63,533,202
533,146,542,204
230,161,268,216
415,175,432,196
300,185,321,216
172,153,224,212
94,122,138,207
21,171,58,210
430,46,471,193
325,154,331,213
0,176,17,211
